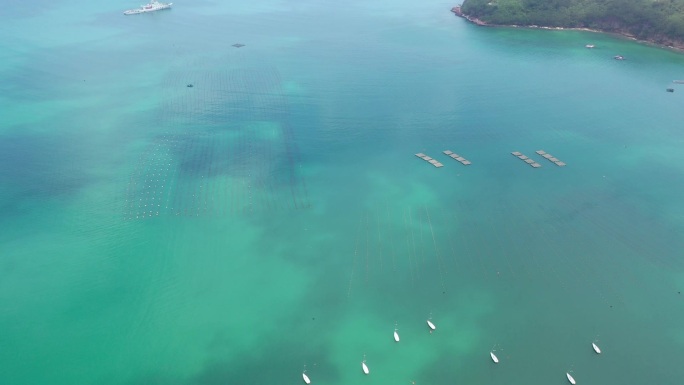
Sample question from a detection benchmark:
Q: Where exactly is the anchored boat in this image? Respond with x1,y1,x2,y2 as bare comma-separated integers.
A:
566,372,576,385
361,360,370,375
490,351,499,363
394,329,400,342
427,319,436,330
592,342,601,354
124,1,172,15
302,372,311,384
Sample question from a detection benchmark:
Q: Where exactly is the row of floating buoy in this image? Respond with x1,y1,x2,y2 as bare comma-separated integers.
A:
511,151,542,168
442,150,472,165
415,150,567,169
415,153,444,168
415,150,472,168
511,150,566,168
535,150,566,166
301,324,601,384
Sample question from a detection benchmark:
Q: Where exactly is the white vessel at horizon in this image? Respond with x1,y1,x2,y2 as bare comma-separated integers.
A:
124,1,172,15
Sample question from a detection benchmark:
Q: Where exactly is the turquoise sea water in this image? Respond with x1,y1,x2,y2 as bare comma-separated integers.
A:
2,0,684,384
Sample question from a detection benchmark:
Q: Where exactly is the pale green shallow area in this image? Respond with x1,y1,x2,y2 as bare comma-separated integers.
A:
2,0,684,384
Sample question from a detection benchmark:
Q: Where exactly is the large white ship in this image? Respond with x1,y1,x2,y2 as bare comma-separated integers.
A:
123,1,172,15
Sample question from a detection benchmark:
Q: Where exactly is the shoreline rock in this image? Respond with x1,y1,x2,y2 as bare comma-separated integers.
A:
451,6,486,26
450,6,684,52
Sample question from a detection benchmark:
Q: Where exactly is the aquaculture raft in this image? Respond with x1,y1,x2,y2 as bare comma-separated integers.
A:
443,150,471,165
511,152,541,168
536,150,566,166
415,153,443,168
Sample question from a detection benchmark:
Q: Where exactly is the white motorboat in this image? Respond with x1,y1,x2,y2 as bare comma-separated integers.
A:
302,372,311,384
490,351,499,363
592,342,601,354
362,360,370,375
427,320,436,330
566,372,576,385
394,329,400,342
123,1,172,15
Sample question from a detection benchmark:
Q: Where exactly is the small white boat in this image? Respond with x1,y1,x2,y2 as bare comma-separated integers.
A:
585,44,595,48
566,372,576,385
123,0,172,15
490,351,499,363
592,342,601,354
427,320,436,330
362,361,370,375
394,329,400,342
302,372,311,384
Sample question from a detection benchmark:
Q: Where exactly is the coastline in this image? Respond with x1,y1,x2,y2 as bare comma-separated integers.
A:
450,6,684,53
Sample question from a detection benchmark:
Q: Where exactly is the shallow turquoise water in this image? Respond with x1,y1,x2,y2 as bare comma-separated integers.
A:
2,1,684,384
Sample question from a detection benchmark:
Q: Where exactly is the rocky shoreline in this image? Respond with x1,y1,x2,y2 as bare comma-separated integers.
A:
450,6,684,52
450,6,486,26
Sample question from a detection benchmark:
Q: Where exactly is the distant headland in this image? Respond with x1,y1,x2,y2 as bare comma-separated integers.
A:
452,0,684,51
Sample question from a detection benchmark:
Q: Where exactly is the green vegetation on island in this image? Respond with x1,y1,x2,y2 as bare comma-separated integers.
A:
459,0,684,48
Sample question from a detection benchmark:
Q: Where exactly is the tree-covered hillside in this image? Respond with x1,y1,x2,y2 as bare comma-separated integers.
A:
460,0,684,46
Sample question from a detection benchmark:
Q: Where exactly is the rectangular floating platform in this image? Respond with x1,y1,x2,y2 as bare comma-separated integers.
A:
537,150,566,166
415,153,443,169
512,151,541,168
443,150,472,166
